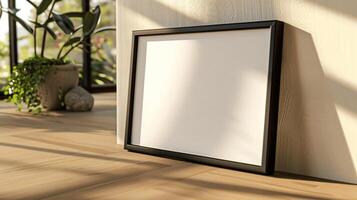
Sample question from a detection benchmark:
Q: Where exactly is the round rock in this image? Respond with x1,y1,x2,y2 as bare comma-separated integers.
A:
64,86,94,112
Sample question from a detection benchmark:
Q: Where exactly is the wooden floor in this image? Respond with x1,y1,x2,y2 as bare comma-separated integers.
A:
0,93,356,200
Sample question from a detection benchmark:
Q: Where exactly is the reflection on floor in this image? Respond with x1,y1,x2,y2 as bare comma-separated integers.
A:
0,92,356,200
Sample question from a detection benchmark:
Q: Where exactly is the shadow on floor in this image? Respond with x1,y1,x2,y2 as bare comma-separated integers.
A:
159,176,340,200
0,142,136,164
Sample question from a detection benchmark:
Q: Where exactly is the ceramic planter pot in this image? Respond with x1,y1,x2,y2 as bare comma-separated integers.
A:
38,64,79,111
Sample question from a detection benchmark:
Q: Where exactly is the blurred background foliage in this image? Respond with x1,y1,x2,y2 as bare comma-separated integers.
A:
0,40,9,89
90,0,116,86
0,0,9,89
15,0,116,87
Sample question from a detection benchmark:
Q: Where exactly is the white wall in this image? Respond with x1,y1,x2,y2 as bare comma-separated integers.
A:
116,0,357,184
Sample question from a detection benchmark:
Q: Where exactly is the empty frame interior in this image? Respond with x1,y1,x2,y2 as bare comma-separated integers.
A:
126,21,283,173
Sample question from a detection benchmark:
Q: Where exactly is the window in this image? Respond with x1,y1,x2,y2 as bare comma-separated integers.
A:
0,1,11,90
90,0,116,87
0,0,116,97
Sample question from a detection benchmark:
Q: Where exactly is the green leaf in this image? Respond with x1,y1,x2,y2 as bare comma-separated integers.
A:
93,26,116,36
62,11,84,19
37,0,54,15
53,13,74,34
63,37,81,47
83,5,101,37
29,20,57,39
48,12,84,23
26,0,38,9
3,9,33,34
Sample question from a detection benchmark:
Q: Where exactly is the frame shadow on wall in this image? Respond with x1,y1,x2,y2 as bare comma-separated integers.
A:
276,24,357,183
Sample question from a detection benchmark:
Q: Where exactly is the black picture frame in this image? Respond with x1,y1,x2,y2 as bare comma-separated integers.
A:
125,20,284,175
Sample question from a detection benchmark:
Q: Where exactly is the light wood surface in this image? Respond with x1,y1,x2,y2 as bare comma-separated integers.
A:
0,93,356,200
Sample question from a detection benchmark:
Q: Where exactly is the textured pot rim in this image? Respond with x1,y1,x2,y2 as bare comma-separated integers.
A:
52,64,81,71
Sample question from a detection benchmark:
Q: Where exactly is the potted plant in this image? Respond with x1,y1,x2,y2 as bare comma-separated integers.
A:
1,0,114,113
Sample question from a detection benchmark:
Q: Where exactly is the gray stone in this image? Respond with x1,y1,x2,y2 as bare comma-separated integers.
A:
64,86,94,112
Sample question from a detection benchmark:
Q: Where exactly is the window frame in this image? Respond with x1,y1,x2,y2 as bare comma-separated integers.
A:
0,0,115,99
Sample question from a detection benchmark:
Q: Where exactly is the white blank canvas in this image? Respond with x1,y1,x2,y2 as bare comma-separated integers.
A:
131,28,272,166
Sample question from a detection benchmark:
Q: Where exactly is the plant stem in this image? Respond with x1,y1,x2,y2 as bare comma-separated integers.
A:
57,26,83,59
40,26,47,57
57,43,66,59
40,1,57,57
57,35,74,59
60,41,82,60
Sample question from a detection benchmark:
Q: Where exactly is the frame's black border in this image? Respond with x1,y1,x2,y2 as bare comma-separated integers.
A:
124,20,284,175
